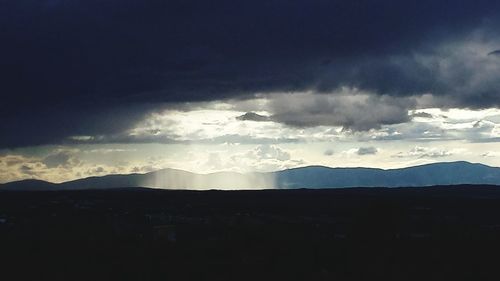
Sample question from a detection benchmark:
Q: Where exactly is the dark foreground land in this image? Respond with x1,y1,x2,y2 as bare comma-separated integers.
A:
2,186,500,280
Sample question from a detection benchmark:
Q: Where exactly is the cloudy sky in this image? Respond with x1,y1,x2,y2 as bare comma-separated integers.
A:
2,0,500,183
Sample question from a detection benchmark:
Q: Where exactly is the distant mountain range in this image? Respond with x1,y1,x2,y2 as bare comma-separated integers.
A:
2,161,500,191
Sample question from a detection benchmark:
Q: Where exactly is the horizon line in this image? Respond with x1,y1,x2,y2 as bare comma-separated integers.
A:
0,160,494,185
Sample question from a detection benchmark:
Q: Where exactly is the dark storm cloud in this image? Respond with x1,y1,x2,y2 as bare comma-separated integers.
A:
236,112,271,122
2,0,500,147
0,104,155,147
65,132,298,146
488,50,500,56
411,112,434,119
267,92,414,130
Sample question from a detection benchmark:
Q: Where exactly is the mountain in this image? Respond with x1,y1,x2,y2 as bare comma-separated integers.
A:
59,168,275,190
2,161,500,191
0,179,59,191
275,161,500,188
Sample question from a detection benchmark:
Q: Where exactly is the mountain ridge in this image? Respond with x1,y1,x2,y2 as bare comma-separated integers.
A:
2,161,500,191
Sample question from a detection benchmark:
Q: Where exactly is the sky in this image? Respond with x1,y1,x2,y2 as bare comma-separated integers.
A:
2,0,500,183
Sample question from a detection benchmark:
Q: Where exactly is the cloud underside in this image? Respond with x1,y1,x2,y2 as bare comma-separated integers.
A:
2,1,500,147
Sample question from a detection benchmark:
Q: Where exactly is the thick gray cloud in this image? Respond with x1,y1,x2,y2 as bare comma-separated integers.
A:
41,150,83,169
267,92,414,130
19,165,35,176
324,149,334,156
2,0,500,147
357,147,378,156
411,112,434,119
42,151,71,168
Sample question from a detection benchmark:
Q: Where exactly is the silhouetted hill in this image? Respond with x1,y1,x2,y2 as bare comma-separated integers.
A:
0,179,59,191
2,161,500,191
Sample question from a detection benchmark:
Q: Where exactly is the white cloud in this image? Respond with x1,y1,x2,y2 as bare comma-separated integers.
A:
481,151,500,158
392,146,453,159
251,144,291,161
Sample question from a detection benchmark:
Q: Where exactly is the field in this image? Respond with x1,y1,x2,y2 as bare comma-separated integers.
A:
1,186,500,280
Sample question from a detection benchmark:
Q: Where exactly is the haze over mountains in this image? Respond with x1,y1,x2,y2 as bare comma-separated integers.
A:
2,161,500,191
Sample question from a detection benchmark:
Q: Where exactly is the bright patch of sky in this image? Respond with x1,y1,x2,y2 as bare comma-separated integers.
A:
2,100,500,183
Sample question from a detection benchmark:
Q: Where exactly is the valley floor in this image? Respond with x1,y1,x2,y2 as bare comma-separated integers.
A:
1,186,500,280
